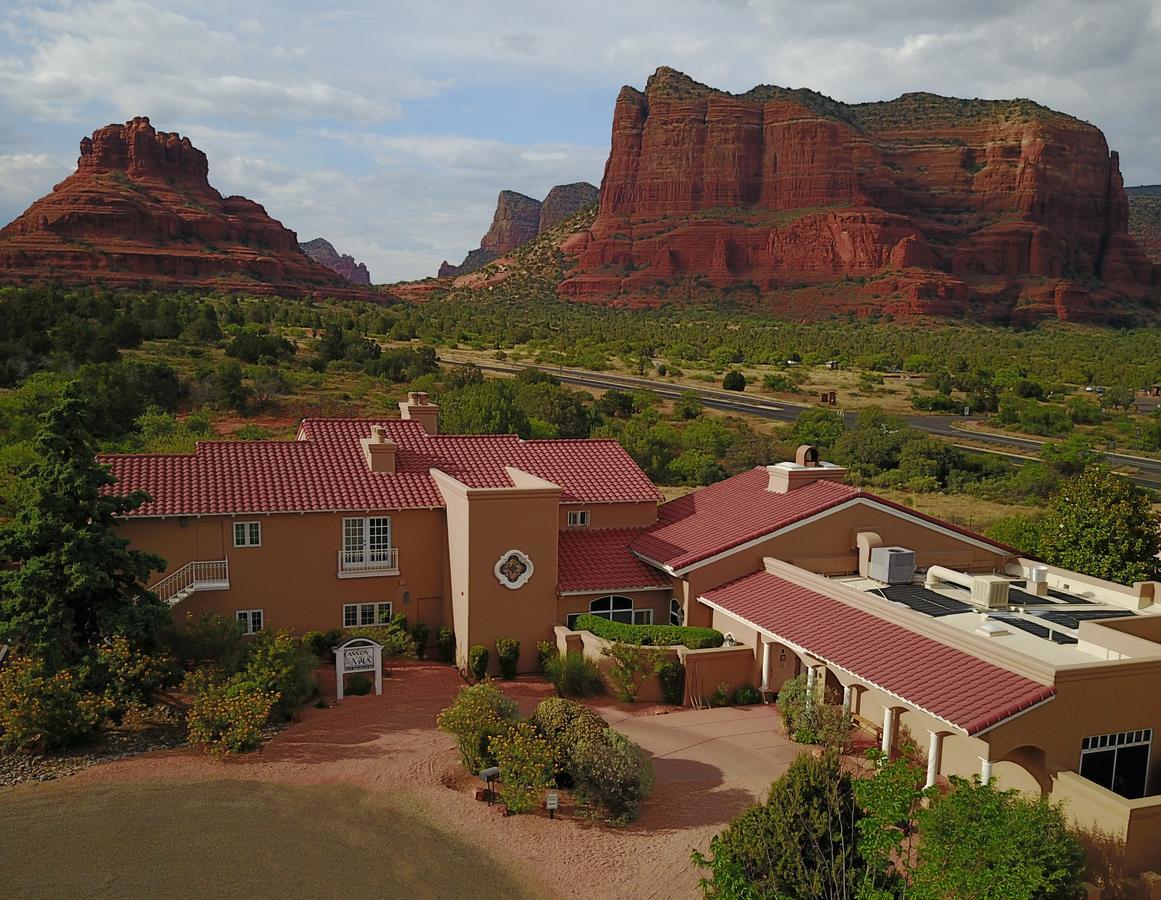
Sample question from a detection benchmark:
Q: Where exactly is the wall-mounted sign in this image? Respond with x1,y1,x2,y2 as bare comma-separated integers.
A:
334,637,383,699
494,549,534,590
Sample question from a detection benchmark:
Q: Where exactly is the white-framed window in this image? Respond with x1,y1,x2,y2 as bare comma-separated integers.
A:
342,516,393,565
343,602,393,628
236,609,263,634
233,521,261,547
1080,728,1152,799
567,510,591,528
670,597,684,626
588,595,652,625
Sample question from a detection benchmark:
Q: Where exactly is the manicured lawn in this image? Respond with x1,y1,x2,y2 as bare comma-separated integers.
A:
1,778,539,900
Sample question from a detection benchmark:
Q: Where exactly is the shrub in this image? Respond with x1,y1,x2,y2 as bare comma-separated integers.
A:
94,635,176,717
468,645,489,681
302,628,344,660
711,681,731,708
536,639,559,674
531,697,608,786
344,673,372,696
164,613,248,671
722,370,746,391
187,680,279,755
488,721,554,814
343,624,414,658
658,661,685,704
436,682,519,773
571,726,655,823
0,657,112,752
436,627,456,664
410,622,430,659
776,675,851,748
544,651,603,698
495,636,520,680
730,684,763,706
572,615,723,649
239,631,318,721
601,642,667,702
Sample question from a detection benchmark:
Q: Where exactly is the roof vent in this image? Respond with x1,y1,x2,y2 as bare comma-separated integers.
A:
399,391,439,435
766,451,848,493
975,620,1010,638
360,425,398,473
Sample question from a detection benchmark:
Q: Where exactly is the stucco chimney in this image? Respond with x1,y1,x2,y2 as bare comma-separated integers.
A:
399,391,439,435
361,424,398,473
767,445,848,493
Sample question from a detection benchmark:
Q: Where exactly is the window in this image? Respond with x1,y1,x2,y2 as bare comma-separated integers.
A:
343,602,392,628
1080,729,1152,799
236,609,263,634
233,521,261,547
567,510,590,528
670,597,684,626
342,517,393,564
588,595,652,625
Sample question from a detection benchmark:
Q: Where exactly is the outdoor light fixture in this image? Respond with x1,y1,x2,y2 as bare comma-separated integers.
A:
779,649,786,663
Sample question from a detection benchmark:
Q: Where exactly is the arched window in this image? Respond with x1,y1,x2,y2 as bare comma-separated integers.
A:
670,597,684,626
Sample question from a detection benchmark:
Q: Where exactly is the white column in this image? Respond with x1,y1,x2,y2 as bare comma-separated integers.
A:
761,641,772,691
806,665,816,694
881,706,896,755
842,684,852,714
926,731,944,788
980,757,993,783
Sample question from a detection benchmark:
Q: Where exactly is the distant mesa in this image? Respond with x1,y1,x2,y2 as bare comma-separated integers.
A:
300,237,372,285
0,116,375,299
536,66,1157,323
437,182,599,277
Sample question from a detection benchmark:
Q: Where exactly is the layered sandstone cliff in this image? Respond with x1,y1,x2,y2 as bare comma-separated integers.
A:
1128,186,1161,265
300,237,372,285
557,67,1157,322
0,117,371,298
438,183,598,277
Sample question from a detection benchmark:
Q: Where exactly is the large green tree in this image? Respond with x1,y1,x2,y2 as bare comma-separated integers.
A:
1038,466,1161,584
0,384,168,668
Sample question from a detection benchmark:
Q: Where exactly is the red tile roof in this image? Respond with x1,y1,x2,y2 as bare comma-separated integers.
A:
101,419,661,516
557,528,671,594
703,570,1055,735
631,468,859,571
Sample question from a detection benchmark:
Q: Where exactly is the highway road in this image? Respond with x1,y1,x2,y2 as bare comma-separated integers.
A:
443,354,1161,490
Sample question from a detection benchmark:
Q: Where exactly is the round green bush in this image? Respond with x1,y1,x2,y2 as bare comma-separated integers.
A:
345,673,372,696
468,645,489,681
436,627,456,665
495,636,520,680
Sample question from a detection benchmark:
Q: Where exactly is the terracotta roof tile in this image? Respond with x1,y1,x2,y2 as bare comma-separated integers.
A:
101,419,661,516
631,468,859,571
558,528,671,593
703,571,1055,735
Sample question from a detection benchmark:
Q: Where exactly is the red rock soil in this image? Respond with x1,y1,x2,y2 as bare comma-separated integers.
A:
74,660,785,899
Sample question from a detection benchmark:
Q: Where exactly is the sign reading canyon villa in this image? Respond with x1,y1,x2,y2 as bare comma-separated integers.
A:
334,637,383,699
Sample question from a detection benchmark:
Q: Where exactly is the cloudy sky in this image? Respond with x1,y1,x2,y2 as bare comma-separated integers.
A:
1,0,1159,282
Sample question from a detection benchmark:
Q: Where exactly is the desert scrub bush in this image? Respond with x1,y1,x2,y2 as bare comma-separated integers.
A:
601,642,667,702
187,681,279,755
536,639,559,674
572,615,723,649
94,634,176,718
468,645,489,681
658,661,685,704
730,684,763,706
436,627,456,664
495,636,520,680
710,681,731,708
436,681,519,773
410,622,430,659
571,726,655,823
0,657,112,752
544,651,602,698
488,721,554,814
776,675,851,748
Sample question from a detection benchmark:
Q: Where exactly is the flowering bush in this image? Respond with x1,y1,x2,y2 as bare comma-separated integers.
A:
489,721,554,813
531,697,607,786
187,680,279,755
436,681,519,773
0,657,112,752
495,636,520,680
468,645,489,681
536,640,559,674
94,634,175,717
239,630,317,721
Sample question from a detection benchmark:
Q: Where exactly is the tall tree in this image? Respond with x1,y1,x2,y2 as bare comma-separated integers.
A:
0,384,168,668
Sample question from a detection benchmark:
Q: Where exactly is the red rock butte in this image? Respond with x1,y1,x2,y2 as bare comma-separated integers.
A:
0,117,375,298
557,67,1159,322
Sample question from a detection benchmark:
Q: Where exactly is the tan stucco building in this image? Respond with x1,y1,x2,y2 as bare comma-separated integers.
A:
103,401,1161,875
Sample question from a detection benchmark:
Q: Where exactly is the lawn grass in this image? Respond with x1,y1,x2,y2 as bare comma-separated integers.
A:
0,778,541,900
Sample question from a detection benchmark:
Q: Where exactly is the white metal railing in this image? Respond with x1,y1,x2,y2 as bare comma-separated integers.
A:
337,547,399,577
150,559,230,606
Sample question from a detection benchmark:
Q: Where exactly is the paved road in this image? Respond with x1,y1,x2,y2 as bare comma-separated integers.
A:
445,355,1161,489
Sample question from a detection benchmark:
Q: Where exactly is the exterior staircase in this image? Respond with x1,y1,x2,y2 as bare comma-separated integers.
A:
149,559,230,607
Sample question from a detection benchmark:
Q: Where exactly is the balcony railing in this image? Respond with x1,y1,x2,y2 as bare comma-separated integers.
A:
337,547,399,578
149,559,230,606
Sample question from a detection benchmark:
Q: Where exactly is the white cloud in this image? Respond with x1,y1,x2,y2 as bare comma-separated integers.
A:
0,154,70,226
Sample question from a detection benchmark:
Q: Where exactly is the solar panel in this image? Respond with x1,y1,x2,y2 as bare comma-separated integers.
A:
872,584,974,617
1048,588,1092,605
1033,609,1135,631
1007,580,1091,604
988,614,1078,645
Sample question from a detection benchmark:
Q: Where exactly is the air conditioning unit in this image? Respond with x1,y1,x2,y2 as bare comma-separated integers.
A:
869,547,916,584
971,575,1011,609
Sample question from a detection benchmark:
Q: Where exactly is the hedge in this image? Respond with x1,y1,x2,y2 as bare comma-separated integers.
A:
572,615,724,649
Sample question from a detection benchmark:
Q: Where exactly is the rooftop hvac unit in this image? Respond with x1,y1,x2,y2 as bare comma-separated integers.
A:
869,547,916,585
971,575,1011,609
